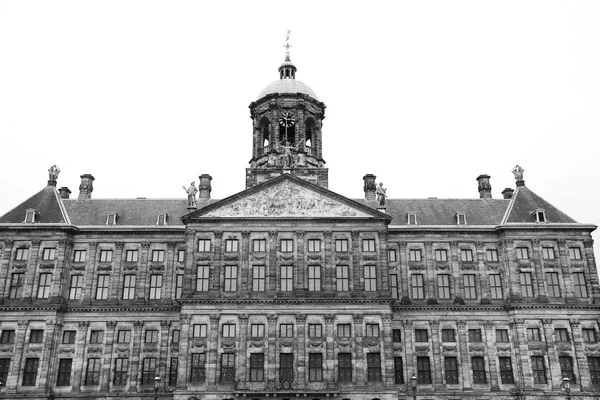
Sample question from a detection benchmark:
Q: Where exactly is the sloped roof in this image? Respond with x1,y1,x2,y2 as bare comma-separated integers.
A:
502,185,577,224
354,198,510,226
0,186,68,224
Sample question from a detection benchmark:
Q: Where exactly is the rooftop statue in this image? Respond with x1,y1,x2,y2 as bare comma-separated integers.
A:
512,165,524,181
183,182,198,208
48,165,60,181
376,182,387,207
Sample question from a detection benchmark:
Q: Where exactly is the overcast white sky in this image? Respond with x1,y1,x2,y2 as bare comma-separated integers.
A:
1,1,599,247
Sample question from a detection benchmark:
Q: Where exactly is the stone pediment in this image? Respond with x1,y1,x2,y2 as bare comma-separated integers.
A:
201,180,372,218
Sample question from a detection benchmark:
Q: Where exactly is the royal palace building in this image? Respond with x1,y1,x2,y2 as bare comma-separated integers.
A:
0,48,599,400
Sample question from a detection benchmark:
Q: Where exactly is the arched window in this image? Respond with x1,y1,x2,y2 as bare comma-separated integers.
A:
305,118,316,154
259,118,270,153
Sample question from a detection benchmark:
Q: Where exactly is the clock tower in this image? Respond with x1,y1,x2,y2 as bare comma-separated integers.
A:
246,44,328,189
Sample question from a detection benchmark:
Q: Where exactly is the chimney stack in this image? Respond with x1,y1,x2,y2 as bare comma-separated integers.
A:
78,174,95,200
476,174,492,199
198,174,212,200
501,188,514,199
363,174,377,201
59,187,72,199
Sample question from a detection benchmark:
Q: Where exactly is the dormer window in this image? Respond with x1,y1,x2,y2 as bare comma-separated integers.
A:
456,213,467,225
533,209,546,223
24,208,38,223
106,213,118,225
156,213,168,226
407,213,417,225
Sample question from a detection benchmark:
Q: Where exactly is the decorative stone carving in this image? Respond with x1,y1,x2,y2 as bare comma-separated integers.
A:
323,231,332,239
87,346,103,353
106,321,117,329
249,341,265,348
160,321,171,329
353,314,363,323
238,314,249,323
402,320,413,328
409,263,426,270
27,346,43,353
362,255,378,261
267,314,278,323
141,242,150,250
59,348,75,354
528,342,546,351
415,345,429,353
295,314,307,322
457,321,466,329
469,344,485,352
483,321,494,329
351,230,360,240
570,319,581,327
78,321,89,330
133,321,144,330
324,314,335,323
497,344,511,352
279,341,295,349
32,240,41,247
97,265,112,271
541,319,553,326
12,263,26,270
442,345,456,352
382,314,393,322
209,314,220,323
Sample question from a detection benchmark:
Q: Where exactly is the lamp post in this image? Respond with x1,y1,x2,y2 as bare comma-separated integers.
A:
154,376,161,400
409,374,417,400
562,376,571,400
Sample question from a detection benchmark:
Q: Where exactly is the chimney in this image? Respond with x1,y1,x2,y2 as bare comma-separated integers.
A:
501,188,514,199
476,174,492,199
363,174,377,201
59,187,72,199
78,174,95,200
198,174,212,200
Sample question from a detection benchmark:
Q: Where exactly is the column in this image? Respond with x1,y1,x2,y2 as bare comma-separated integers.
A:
296,314,306,384
324,314,335,382
182,231,195,297
450,242,463,301
323,231,333,292
399,242,409,301
206,314,220,387
267,231,277,294
378,231,390,294
138,242,150,302
128,321,144,391
457,320,472,390
430,320,441,389
351,231,362,292
53,239,70,299
266,314,278,382
72,321,89,391
541,319,560,390
483,321,500,390
241,232,251,295
82,242,98,304
531,239,548,301
353,314,365,386
159,321,171,380
570,319,590,390
100,321,117,392
177,313,191,389
211,231,223,293
23,240,41,299
296,231,305,292
164,243,175,302
110,243,124,305
237,314,249,383
502,239,520,301
476,242,491,303
402,320,415,378
382,314,394,385
44,318,63,393
512,319,532,388
424,241,435,301
6,320,29,392
0,240,12,298
38,318,60,390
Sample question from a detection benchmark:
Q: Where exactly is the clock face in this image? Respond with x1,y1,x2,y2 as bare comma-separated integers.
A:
279,112,296,128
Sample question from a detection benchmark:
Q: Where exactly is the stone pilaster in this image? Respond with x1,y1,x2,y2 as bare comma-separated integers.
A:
183,231,195,297
72,321,89,390
164,243,176,301
296,314,306,383
212,232,223,293
100,321,117,391
450,242,463,300
483,321,500,390
110,243,124,304
513,319,532,388
138,242,150,301
353,314,365,386
268,232,277,294
402,320,414,378
398,243,409,300
176,313,191,389
83,242,98,302
570,319,590,390
382,314,394,385
430,320,441,389
206,314,220,387
424,242,435,301
6,320,28,391
323,231,333,292
266,314,278,381
128,321,144,391
351,231,363,292
241,232,251,295
378,231,390,294
23,240,41,299
531,239,547,301
159,321,170,381
296,231,305,291
477,242,490,302
38,319,60,390
52,239,69,299
583,239,600,302
237,314,249,382
0,240,12,298
324,314,335,382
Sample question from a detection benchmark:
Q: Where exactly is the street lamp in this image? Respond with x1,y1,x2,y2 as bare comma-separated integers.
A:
562,376,571,400
409,374,417,400
154,376,161,400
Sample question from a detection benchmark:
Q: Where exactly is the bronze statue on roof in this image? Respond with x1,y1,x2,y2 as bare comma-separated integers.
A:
512,165,524,181
48,165,60,181
183,182,198,208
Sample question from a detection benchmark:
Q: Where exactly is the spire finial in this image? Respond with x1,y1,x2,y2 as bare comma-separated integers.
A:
284,30,292,60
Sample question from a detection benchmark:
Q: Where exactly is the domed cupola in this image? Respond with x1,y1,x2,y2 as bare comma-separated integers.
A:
247,34,328,190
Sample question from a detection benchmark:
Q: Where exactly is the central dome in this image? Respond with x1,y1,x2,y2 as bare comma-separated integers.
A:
257,79,318,100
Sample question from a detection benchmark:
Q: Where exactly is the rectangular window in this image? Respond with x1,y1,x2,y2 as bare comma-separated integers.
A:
220,353,236,382
224,239,239,252
559,356,576,383
472,356,486,384
29,330,43,343
573,272,588,297
73,249,86,262
37,273,52,299
366,324,380,338
496,329,509,342
415,329,428,342
171,330,180,344
583,328,597,342
145,330,158,343
416,357,431,384
338,353,352,382
125,249,138,262
0,359,8,388
437,274,451,299
96,275,109,299
122,274,136,300
280,239,293,252
250,353,264,382
516,247,529,260
149,274,162,299
309,353,323,381
56,359,72,386
335,239,348,252
542,247,555,260
224,266,238,292
42,248,55,261
280,324,293,338
177,249,185,262
367,353,381,382
409,249,422,262
389,274,399,299
457,213,467,225
99,249,113,262
441,329,455,342
141,357,156,385
556,328,569,342
280,266,293,291
193,324,207,338
222,324,236,338
392,329,402,342
90,330,103,344
191,353,206,383
308,265,321,291
464,274,477,299
15,248,29,261
308,239,321,252
589,357,600,385
252,266,266,291
151,250,164,262
531,356,547,384
253,239,266,252
528,328,541,341
486,249,499,262
9,273,24,298
175,274,183,298
336,265,349,291
309,324,323,338
85,358,101,385
490,274,503,299
251,324,265,338
461,249,474,262
62,330,76,344
22,358,39,386
411,274,425,299
569,247,582,260
388,249,397,262
435,249,448,262
499,357,514,384
444,357,458,384
407,213,417,225
0,330,15,344
279,353,293,383
468,329,482,342
362,239,376,252
337,324,351,338
364,265,377,291
196,266,210,292
169,357,178,386
114,358,128,385
117,330,131,343
520,272,534,297
198,239,211,252
393,357,404,384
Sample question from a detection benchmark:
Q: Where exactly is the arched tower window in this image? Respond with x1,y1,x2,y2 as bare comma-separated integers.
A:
259,118,270,153
305,118,316,155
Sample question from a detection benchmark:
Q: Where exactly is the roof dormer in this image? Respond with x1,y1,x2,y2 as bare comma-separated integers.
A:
24,208,38,224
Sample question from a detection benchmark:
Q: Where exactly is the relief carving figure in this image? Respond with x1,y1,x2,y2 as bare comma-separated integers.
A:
183,182,198,208
376,182,387,207
512,165,524,181
48,165,60,181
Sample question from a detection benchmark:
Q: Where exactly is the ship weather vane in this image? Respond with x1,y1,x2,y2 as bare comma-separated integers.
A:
284,30,292,52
